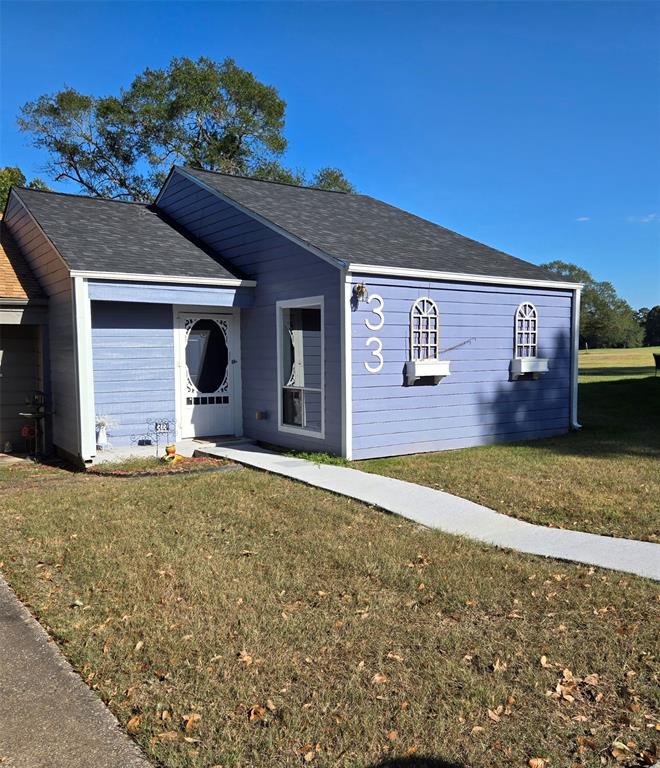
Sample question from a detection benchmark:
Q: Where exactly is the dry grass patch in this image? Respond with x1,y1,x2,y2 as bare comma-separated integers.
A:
0,466,658,767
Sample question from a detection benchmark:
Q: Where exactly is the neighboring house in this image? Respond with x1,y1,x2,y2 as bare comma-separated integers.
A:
1,167,581,464
0,219,48,452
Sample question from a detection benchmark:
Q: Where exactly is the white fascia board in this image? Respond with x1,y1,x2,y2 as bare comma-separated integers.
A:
174,167,347,271
70,270,256,287
347,263,583,291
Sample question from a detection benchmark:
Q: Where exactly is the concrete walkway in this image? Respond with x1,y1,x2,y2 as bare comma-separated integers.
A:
198,443,660,582
0,576,149,768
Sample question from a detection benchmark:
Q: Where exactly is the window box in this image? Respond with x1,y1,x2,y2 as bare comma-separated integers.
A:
511,357,549,378
405,358,451,385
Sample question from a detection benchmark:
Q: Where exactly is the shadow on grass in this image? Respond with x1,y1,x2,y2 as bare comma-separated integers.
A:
369,759,463,768
580,366,656,377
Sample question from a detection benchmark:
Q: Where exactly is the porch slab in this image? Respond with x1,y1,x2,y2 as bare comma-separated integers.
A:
195,443,660,582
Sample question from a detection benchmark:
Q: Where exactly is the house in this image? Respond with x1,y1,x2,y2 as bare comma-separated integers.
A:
1,167,581,464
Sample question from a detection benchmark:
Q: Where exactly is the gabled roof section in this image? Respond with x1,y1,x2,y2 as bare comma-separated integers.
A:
12,187,248,283
180,166,566,284
0,220,45,302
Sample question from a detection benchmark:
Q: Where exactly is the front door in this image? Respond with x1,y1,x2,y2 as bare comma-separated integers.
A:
176,312,239,438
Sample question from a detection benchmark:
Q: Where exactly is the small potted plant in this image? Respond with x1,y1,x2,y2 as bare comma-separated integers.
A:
95,415,117,449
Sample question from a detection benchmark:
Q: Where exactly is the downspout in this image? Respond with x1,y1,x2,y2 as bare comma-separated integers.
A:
570,286,582,430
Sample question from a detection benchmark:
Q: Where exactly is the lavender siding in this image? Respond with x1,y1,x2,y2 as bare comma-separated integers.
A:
4,194,79,457
350,276,573,459
91,302,176,446
158,170,342,453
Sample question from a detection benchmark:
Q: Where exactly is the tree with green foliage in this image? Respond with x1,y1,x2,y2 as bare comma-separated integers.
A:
0,166,50,210
18,57,354,201
643,305,660,346
541,260,643,348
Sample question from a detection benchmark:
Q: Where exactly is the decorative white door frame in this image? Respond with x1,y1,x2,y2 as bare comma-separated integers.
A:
172,306,243,440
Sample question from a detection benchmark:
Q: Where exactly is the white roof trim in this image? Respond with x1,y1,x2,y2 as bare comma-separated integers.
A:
172,167,347,271
70,270,256,287
347,263,583,291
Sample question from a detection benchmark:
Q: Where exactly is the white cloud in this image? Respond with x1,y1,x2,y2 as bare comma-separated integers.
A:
575,216,590,222
627,213,658,223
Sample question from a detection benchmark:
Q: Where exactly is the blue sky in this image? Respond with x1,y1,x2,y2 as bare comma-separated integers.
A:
1,1,658,307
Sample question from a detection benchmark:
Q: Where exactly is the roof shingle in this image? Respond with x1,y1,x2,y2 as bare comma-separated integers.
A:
183,166,562,283
12,188,244,281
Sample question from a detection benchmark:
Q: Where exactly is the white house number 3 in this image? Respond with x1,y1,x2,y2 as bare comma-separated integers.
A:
364,293,385,373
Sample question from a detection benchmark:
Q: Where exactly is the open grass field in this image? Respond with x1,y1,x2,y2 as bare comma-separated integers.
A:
0,460,658,768
360,347,660,542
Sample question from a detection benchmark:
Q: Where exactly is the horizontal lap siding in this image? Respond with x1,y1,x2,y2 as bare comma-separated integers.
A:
91,302,176,445
351,275,573,459
158,172,342,454
4,196,79,456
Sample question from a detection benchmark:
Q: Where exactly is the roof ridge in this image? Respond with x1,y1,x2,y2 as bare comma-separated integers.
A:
14,186,148,206
180,165,353,195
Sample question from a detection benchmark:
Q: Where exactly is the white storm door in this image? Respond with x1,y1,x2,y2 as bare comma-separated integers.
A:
177,313,237,438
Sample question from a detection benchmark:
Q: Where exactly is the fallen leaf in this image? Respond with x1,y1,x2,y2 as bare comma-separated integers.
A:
126,714,142,734
387,730,398,741
371,673,387,685
183,713,201,732
248,705,265,722
156,730,179,742
265,699,276,712
237,650,253,666
487,708,501,723
134,640,144,652
303,751,315,763
493,658,507,673
528,759,547,768
540,655,551,668
387,652,403,661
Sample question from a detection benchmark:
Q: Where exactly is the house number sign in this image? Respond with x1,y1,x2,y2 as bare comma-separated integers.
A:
364,293,385,373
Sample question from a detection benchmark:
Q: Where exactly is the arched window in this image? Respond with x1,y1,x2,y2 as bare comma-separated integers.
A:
515,302,538,359
410,297,439,361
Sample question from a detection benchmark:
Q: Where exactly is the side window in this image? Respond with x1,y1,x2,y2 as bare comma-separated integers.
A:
278,300,323,435
515,302,538,359
410,297,439,361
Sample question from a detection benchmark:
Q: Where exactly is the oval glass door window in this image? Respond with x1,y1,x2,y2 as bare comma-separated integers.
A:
185,319,228,393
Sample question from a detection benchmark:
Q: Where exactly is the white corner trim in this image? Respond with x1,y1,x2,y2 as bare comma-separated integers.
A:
70,270,256,288
570,287,582,429
174,167,347,271
275,295,326,440
347,263,583,291
340,271,353,460
72,277,96,461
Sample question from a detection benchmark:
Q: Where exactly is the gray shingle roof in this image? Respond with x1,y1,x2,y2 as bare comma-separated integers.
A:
183,166,562,283
13,188,244,281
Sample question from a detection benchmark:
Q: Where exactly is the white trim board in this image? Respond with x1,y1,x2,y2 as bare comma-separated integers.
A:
347,263,583,291
71,270,255,287
570,287,582,430
340,271,353,460
72,276,96,462
275,295,326,441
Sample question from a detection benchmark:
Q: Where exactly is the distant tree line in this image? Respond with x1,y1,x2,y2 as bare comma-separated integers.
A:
542,261,658,349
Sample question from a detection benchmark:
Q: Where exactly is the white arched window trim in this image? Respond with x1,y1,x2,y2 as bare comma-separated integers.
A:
410,296,440,361
511,301,549,378
405,296,450,384
515,302,538,359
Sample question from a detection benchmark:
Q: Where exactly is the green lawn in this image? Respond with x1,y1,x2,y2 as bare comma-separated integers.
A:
359,347,660,542
0,461,658,768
